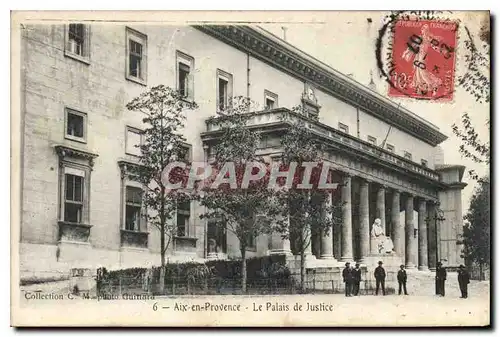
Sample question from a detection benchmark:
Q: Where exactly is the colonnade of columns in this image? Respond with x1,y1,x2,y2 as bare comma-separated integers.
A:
270,172,439,270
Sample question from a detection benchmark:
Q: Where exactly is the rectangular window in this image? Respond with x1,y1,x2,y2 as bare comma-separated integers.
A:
176,200,191,237
404,151,412,160
125,186,142,231
207,220,227,254
65,108,87,143
176,51,194,100
64,174,84,223
58,157,91,228
216,69,233,112
386,143,395,153
421,159,428,167
68,24,84,55
129,40,142,78
367,135,377,145
265,98,275,110
178,143,192,162
179,63,190,97
126,127,143,156
264,90,278,110
338,123,349,134
126,28,147,84
246,233,256,249
65,24,90,62
218,78,228,110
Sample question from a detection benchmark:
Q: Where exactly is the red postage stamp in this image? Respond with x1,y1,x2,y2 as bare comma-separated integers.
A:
388,19,458,101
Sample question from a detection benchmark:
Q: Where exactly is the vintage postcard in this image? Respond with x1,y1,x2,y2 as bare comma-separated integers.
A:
11,10,490,327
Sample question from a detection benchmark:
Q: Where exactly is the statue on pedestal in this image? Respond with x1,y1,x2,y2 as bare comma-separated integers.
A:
370,218,395,255
207,238,218,260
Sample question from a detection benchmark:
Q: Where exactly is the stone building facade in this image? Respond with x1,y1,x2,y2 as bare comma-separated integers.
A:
19,24,466,276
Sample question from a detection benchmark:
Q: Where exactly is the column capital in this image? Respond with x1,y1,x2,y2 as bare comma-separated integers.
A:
418,197,428,206
377,183,388,191
391,188,401,195
404,192,415,199
358,177,370,185
426,199,439,206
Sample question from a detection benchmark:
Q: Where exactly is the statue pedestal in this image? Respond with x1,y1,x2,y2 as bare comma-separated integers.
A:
370,235,395,255
361,254,404,268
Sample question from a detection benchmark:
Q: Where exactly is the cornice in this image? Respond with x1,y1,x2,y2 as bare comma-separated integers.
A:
194,25,448,147
200,108,447,189
118,159,143,179
54,144,98,168
444,182,468,190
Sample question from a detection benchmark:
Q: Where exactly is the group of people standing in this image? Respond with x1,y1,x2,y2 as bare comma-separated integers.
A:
435,262,471,299
342,261,471,298
341,262,362,296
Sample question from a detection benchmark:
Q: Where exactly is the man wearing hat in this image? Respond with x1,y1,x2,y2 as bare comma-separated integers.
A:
374,261,386,295
352,263,362,296
397,264,408,295
342,262,353,297
457,265,470,299
435,261,447,296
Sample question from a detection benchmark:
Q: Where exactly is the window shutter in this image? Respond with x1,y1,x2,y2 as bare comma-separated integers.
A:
188,73,194,100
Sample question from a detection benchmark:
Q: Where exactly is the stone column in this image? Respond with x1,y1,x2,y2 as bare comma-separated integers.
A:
427,202,438,270
376,185,386,232
405,194,416,269
340,173,353,261
320,192,335,259
418,199,429,271
391,190,404,256
332,190,342,260
359,178,370,262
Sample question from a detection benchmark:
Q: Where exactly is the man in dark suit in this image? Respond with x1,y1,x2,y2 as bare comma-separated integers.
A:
397,264,408,295
435,261,447,296
352,263,362,296
342,262,353,297
458,264,470,299
374,261,386,295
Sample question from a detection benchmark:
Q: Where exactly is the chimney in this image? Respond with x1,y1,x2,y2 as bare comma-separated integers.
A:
281,27,288,41
368,70,377,91
435,145,445,165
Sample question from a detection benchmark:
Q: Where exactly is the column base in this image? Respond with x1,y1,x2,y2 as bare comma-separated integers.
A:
314,258,339,268
319,254,335,259
418,265,430,272
304,253,317,260
405,262,417,269
340,256,354,262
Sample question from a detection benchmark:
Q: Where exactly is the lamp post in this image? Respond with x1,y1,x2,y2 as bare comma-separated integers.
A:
425,206,445,270
433,208,445,266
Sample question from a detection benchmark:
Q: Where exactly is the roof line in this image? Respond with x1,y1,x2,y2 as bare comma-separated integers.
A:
253,25,441,131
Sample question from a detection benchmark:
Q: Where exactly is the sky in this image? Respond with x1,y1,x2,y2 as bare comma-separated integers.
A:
262,11,490,213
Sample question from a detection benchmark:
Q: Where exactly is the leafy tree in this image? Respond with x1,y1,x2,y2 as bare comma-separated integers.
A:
458,25,490,104
451,112,490,181
198,97,281,293
452,110,490,279
274,108,343,291
462,176,490,280
126,85,198,267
